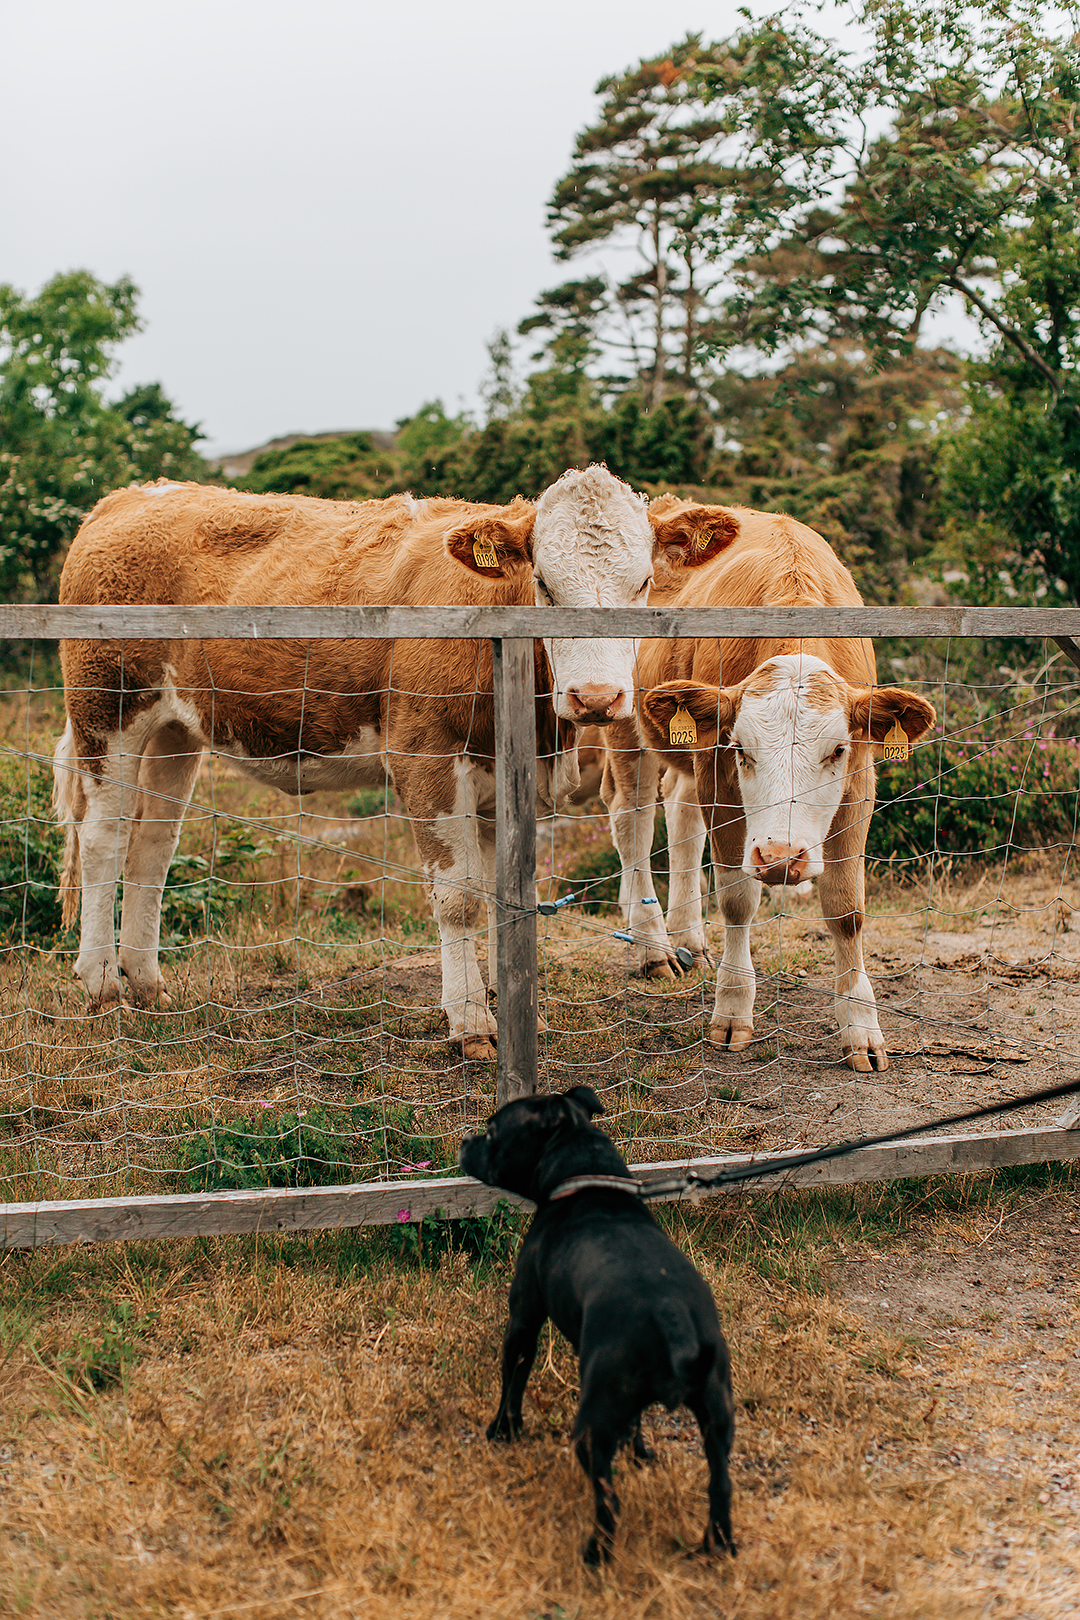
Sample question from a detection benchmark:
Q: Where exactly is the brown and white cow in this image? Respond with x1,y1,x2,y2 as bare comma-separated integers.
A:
54,468,736,1058
600,497,936,1072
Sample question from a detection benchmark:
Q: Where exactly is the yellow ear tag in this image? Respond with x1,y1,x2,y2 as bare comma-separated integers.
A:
883,721,910,762
472,538,500,570
695,527,715,553
669,704,697,747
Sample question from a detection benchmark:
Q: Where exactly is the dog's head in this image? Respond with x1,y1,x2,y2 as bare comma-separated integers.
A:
458,1085,605,1200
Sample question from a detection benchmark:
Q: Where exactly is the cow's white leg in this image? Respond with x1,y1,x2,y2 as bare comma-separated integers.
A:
71,739,142,1008
818,851,886,1073
118,723,202,1006
415,759,498,1061
600,727,682,977
817,758,887,1073
661,767,712,969
709,869,760,1051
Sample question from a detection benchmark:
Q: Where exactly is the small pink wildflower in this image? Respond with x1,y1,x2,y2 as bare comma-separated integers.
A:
397,1208,411,1222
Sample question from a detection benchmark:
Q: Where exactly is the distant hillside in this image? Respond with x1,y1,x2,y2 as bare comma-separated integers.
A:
214,430,396,481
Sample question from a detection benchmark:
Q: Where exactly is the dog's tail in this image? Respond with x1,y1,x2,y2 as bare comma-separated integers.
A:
53,721,84,929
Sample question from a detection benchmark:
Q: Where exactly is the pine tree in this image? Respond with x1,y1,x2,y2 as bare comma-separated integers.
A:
546,35,733,406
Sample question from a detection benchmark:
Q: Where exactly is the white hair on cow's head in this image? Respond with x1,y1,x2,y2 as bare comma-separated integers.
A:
531,466,655,724
731,652,859,884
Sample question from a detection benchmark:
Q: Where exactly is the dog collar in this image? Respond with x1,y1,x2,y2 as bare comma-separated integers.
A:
547,1175,643,1202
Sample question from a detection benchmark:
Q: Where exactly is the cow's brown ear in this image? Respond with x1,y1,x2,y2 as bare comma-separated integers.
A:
648,501,739,569
849,686,937,744
640,681,736,755
445,496,536,578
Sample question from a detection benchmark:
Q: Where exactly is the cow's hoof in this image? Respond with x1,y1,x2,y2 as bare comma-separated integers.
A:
86,985,123,1013
125,984,172,1010
644,957,679,981
842,1042,889,1073
709,1020,753,1052
462,1035,497,1061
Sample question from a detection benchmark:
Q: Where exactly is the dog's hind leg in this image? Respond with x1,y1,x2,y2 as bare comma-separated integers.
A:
486,1308,544,1442
630,1418,656,1465
689,1369,737,1556
573,1399,623,1565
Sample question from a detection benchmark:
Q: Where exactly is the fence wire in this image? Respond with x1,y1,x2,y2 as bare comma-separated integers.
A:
1,634,1079,1209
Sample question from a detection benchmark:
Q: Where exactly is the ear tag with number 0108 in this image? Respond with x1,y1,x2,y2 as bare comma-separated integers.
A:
669,704,697,747
882,721,910,762
472,538,500,570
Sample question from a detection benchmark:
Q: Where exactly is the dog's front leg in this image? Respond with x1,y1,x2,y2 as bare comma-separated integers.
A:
486,1309,545,1442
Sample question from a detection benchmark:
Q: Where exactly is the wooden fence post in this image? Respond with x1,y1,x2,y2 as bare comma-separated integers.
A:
492,637,538,1107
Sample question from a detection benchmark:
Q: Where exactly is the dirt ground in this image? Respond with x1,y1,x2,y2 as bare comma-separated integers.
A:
833,1194,1080,1619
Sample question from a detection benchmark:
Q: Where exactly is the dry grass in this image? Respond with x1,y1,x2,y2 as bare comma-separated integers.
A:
3,1182,1077,1620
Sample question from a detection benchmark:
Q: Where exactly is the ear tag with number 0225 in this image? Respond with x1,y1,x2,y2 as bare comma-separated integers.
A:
669,704,697,747
882,721,910,762
472,538,500,570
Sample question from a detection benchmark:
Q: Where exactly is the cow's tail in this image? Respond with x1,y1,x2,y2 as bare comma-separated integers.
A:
53,721,82,929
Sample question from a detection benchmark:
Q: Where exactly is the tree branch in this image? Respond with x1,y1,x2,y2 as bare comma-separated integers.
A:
945,271,1065,394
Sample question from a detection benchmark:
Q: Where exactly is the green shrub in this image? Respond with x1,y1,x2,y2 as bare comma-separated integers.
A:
870,732,1080,868
237,433,397,500
0,747,276,948
59,1301,156,1393
157,823,276,942
0,754,64,944
175,1100,441,1192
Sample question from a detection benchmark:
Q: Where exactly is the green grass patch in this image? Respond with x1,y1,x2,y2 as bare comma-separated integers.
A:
175,1100,445,1191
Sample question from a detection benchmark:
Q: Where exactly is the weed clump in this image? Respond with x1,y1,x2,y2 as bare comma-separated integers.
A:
59,1301,156,1392
175,1101,443,1191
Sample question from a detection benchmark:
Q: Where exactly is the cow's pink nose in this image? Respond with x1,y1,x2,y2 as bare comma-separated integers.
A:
751,842,809,886
566,685,625,721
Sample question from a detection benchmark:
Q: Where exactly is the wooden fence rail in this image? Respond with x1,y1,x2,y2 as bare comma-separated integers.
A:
5,602,1080,641
2,603,1078,1245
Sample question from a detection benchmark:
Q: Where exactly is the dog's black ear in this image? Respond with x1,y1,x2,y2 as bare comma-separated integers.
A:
563,1084,604,1118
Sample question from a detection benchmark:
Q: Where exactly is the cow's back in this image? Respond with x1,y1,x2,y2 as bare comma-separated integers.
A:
638,507,875,690
59,481,417,610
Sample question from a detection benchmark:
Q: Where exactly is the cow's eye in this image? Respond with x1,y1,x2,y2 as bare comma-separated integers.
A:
535,576,551,600
828,744,846,765
637,577,652,598
734,745,752,769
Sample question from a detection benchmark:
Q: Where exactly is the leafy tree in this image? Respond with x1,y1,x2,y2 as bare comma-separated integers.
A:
517,278,609,416
0,270,206,600
707,345,964,599
544,34,737,405
478,329,521,423
395,399,473,489
690,0,1080,596
413,388,715,504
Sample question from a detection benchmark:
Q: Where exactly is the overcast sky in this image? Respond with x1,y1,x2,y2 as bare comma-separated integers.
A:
5,0,872,455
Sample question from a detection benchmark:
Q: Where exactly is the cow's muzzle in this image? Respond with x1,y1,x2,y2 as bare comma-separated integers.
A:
748,841,810,886
560,685,631,724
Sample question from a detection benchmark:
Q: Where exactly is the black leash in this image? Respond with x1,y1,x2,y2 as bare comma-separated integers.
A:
637,1072,1080,1200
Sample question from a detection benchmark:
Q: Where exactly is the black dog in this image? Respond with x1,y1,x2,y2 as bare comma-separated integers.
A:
459,1084,736,1564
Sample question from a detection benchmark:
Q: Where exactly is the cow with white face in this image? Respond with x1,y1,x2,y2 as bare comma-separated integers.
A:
601,498,936,1072
55,466,734,1060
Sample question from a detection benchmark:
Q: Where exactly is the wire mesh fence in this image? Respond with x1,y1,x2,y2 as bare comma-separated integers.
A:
2,605,1080,1241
